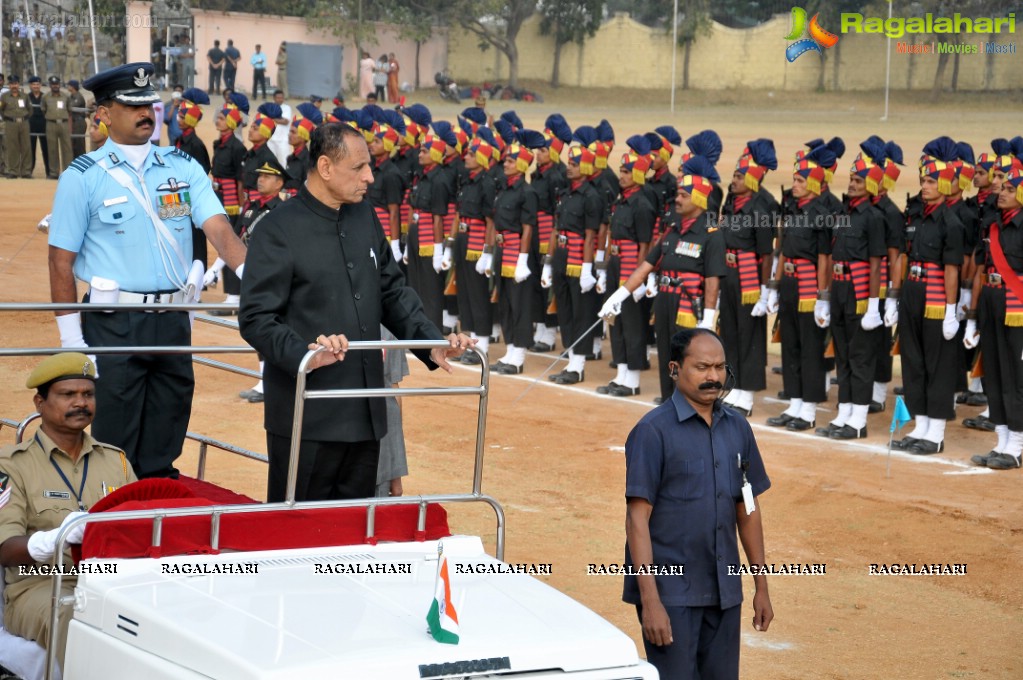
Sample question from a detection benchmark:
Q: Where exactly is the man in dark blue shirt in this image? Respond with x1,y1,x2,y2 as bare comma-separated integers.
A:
624,328,773,679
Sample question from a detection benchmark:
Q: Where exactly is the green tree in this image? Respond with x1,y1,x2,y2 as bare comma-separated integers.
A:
538,0,604,88
677,0,712,90
452,0,536,88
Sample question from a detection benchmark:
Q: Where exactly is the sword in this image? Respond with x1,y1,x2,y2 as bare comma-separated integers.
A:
511,315,607,404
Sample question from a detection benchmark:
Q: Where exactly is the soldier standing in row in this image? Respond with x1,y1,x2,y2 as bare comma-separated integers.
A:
26,76,49,177
41,76,73,178
1,76,32,177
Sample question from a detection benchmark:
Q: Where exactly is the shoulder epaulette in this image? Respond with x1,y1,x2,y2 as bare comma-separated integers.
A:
168,147,192,160
0,439,35,459
68,154,97,174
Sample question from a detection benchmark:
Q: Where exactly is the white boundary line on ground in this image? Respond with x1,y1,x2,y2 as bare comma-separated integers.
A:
451,360,995,475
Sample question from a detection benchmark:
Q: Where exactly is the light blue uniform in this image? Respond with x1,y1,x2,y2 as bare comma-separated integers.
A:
49,138,225,292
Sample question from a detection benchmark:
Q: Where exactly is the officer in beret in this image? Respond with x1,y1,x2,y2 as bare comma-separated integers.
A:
47,63,247,479
0,353,137,663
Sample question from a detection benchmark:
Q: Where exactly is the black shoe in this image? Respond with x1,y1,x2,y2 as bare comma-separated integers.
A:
955,392,969,404
815,423,839,437
868,401,885,414
642,359,651,370
771,365,783,374
829,376,838,385
584,350,602,361
830,424,867,440
490,361,523,375
766,413,795,427
893,385,904,395
548,369,569,382
551,370,583,385
460,352,482,365
653,396,665,405
777,390,788,399
890,436,920,450
966,392,988,406
596,381,622,395
962,415,996,432
608,360,618,369
729,404,752,417
442,326,454,335
970,450,999,466
987,452,1022,469
786,418,815,431
608,384,640,397
529,341,554,352
908,440,944,455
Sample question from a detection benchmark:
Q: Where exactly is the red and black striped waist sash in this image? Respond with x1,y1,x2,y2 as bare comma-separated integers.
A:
832,260,870,314
399,187,412,234
537,212,555,254
442,202,457,237
497,231,522,278
373,205,391,239
907,261,946,319
413,211,438,256
611,239,640,284
782,257,817,312
213,177,240,216
726,248,761,305
656,269,705,328
463,217,487,260
558,230,586,276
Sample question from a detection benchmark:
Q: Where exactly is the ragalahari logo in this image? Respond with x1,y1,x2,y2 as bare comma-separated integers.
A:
784,7,840,62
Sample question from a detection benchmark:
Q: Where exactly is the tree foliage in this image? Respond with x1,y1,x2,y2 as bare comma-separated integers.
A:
538,0,603,87
450,0,536,88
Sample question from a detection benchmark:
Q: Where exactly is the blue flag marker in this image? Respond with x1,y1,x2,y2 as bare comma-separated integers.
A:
890,395,911,433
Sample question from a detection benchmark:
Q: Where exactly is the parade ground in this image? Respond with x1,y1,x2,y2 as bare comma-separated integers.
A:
0,84,1020,678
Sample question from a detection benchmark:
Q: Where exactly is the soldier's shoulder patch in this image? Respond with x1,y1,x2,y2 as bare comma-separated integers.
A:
708,226,719,233
68,154,97,174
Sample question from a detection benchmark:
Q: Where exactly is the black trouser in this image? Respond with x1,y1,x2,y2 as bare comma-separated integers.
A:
498,274,533,347
71,116,86,158
29,117,49,175
831,279,878,405
898,279,957,420
654,291,684,400
874,325,894,383
552,248,598,353
83,308,193,478
266,434,379,502
406,227,444,330
978,286,1023,430
224,67,237,91
636,603,740,680
452,233,492,335
208,67,222,93
253,68,267,98
718,265,766,391
529,237,551,326
608,259,646,370
779,276,827,403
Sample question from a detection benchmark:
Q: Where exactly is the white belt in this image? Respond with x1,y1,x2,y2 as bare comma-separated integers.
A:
117,291,187,304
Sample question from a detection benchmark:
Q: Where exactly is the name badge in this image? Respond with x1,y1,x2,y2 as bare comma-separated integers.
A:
43,490,71,500
18,100,25,108
103,195,129,207
57,100,65,109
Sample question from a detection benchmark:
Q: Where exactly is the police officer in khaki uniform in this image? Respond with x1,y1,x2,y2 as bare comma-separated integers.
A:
67,80,88,158
0,76,33,177
64,35,82,84
0,353,136,664
42,76,73,177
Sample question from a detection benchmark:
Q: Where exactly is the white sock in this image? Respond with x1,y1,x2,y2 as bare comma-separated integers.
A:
994,424,1010,453
872,382,888,404
623,369,641,389
969,377,983,393
924,418,946,444
647,344,656,360
492,323,502,340
847,403,869,430
567,351,586,374
980,406,990,418
533,323,546,343
783,398,804,418
614,364,628,385
502,343,517,364
224,294,240,304
832,402,852,427
1006,431,1023,457
907,415,930,440
475,335,489,356
723,388,739,405
541,325,557,346
442,310,458,330
735,389,755,412
593,337,602,356
798,401,817,423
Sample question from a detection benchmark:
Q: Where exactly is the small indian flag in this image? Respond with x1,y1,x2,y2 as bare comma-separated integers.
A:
426,543,459,645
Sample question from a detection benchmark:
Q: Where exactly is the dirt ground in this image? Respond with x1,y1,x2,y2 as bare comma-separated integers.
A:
0,89,1020,679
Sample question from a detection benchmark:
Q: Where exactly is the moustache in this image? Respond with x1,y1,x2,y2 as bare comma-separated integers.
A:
66,409,93,419
136,118,155,128
698,381,723,391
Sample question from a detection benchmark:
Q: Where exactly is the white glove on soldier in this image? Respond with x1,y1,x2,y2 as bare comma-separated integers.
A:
476,252,492,276
27,511,88,562
957,288,971,322
432,244,445,273
514,253,531,283
540,264,553,288
390,239,403,264
813,299,831,328
766,288,779,315
402,242,410,265
441,247,453,271
750,285,769,317
697,308,717,330
861,297,883,331
942,303,960,340
599,286,630,318
579,263,597,293
203,258,225,287
595,269,607,294
632,284,647,302
963,319,979,349
884,297,899,327
645,272,658,298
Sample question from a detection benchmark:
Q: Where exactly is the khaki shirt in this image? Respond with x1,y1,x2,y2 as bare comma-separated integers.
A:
0,91,31,121
0,430,135,599
42,91,72,122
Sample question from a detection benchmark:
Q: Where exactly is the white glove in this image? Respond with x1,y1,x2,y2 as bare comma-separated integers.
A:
942,303,959,340
203,258,225,287
514,253,531,282
750,285,769,317
37,213,51,233
27,511,88,562
440,246,453,271
861,297,883,331
476,252,492,276
595,249,605,264
390,239,402,263
402,242,410,265
766,287,779,314
814,299,830,328
579,263,597,293
963,319,979,349
645,273,658,298
957,288,971,322
432,244,445,273
599,286,630,318
632,284,647,302
595,269,607,294
697,308,717,330
884,297,899,327
540,264,553,288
